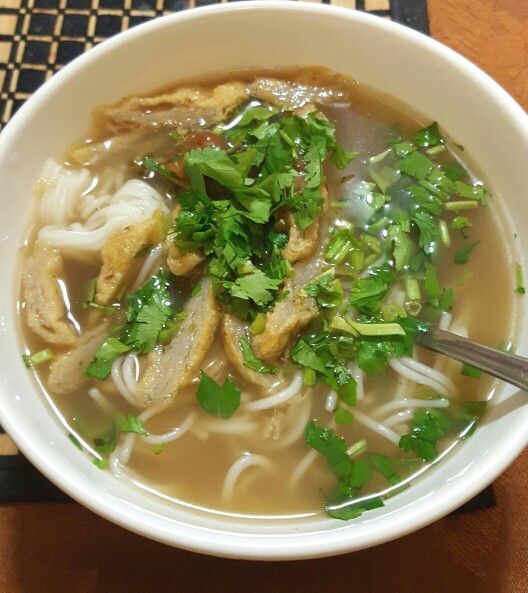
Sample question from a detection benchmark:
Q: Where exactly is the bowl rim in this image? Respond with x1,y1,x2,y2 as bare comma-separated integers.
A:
1,0,528,560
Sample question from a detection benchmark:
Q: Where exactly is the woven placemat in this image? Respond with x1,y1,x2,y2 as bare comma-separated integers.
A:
0,0,494,514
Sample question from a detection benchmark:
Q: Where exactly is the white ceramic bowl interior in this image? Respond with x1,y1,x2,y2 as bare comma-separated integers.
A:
1,2,527,560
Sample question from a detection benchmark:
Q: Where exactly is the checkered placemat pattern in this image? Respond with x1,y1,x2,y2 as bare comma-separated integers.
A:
1,0,498,518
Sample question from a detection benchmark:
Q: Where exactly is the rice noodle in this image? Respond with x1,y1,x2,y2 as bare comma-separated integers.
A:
132,243,163,290
38,175,168,253
393,357,457,397
245,372,303,412
374,397,450,419
109,401,185,468
382,409,414,428
348,361,365,401
222,453,272,501
262,394,312,450
37,159,92,227
141,411,196,445
290,450,318,490
88,387,116,413
350,408,401,446
122,352,140,396
325,391,338,412
201,419,258,434
111,355,138,407
389,358,451,397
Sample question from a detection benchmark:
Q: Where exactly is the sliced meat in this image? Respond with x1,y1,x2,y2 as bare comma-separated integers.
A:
136,278,220,407
22,244,77,345
250,277,318,363
96,82,249,135
283,186,329,263
47,323,108,395
222,314,279,393
96,214,163,304
249,78,345,110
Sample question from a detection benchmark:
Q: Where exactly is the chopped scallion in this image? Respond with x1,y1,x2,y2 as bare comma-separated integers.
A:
404,277,421,301
303,367,316,387
444,200,479,211
515,264,525,295
249,312,267,335
426,145,446,156
347,439,368,459
22,348,54,368
439,220,451,246
331,316,405,337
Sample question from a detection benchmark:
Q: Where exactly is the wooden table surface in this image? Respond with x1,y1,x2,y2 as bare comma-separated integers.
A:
1,1,527,591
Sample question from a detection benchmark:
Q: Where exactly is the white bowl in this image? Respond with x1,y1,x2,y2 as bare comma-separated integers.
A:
1,1,527,560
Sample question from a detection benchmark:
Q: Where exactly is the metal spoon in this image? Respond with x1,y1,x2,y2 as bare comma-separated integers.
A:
416,327,528,392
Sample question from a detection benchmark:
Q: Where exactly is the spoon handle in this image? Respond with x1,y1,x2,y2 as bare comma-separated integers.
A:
417,328,528,392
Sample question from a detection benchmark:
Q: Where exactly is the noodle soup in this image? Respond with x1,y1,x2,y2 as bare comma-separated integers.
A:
19,68,516,520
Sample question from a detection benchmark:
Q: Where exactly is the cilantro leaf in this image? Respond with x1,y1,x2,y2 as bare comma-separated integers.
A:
356,316,428,375
240,335,278,374
85,337,131,380
291,332,356,404
184,147,245,193
122,271,179,354
397,151,437,180
303,270,343,309
196,371,241,419
453,241,479,264
116,413,147,435
93,413,147,468
371,453,400,485
332,145,359,169
399,409,451,461
412,122,442,148
227,269,283,306
412,209,439,254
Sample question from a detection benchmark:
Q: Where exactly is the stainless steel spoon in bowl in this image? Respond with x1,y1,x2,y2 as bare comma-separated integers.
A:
417,328,528,391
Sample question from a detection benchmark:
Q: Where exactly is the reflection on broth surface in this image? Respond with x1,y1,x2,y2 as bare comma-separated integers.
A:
19,68,516,520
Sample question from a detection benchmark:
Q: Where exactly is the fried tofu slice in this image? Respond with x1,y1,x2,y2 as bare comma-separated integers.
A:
47,323,108,395
96,214,163,304
22,244,77,345
135,278,220,407
96,82,249,135
222,314,279,394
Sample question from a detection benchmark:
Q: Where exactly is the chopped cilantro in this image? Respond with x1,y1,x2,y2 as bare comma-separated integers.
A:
92,413,148,468
453,241,479,264
412,122,442,148
302,270,343,309
399,409,451,461
86,271,182,380
196,371,241,419
371,453,400,485
85,337,131,380
335,406,354,426
291,331,356,404
397,151,437,180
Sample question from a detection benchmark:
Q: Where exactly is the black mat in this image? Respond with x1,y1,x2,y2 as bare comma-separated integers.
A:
0,0,495,515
